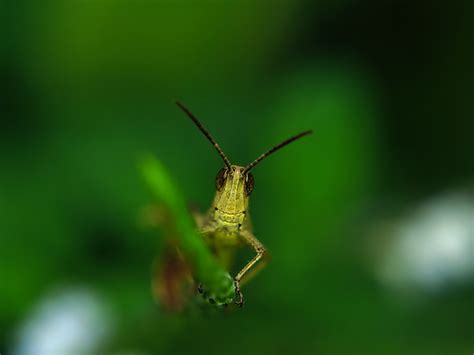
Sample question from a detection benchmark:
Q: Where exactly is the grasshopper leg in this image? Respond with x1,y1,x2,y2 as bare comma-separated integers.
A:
234,230,268,306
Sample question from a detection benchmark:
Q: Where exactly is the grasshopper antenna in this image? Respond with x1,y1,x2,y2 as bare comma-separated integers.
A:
176,101,233,169
244,130,312,173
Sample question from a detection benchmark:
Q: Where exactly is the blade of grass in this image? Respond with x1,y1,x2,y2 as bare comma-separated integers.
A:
140,154,234,304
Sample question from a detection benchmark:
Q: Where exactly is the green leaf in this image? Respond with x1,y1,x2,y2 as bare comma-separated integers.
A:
140,154,234,305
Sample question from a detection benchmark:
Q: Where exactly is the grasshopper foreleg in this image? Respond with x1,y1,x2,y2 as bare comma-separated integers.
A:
234,230,268,307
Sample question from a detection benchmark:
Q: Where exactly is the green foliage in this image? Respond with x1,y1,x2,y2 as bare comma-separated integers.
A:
140,155,234,305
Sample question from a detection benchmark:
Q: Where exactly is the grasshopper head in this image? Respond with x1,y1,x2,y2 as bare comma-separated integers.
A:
213,165,254,216
176,101,311,221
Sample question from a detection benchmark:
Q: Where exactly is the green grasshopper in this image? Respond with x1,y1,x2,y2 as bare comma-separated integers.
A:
176,102,311,307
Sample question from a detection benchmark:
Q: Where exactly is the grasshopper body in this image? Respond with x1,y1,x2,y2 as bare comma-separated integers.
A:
175,102,311,307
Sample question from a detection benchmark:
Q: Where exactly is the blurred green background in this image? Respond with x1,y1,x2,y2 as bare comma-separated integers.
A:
2,1,473,354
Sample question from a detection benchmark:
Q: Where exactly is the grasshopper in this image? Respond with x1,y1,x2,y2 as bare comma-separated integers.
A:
175,102,311,307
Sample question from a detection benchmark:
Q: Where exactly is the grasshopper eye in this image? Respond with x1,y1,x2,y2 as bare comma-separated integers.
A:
245,172,254,196
215,168,227,191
